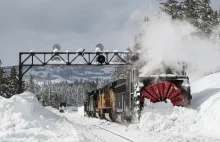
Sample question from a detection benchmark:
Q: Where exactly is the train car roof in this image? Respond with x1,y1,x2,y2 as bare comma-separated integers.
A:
112,79,126,87
91,78,126,92
139,74,189,82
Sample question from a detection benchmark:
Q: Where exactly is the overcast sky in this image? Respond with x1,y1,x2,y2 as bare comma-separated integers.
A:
0,0,219,66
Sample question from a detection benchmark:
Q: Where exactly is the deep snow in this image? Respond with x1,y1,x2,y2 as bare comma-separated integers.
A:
0,92,79,142
1,72,220,142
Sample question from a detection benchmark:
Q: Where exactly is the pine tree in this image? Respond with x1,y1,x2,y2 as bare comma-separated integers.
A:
213,10,219,26
160,0,184,19
0,62,13,98
7,67,19,96
0,60,3,82
197,0,214,35
160,0,218,37
0,62,6,97
182,0,200,19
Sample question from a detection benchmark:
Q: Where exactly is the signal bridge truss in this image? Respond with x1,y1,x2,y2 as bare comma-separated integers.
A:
18,51,132,93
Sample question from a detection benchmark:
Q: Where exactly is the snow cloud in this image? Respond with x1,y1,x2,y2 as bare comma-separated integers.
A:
138,12,220,80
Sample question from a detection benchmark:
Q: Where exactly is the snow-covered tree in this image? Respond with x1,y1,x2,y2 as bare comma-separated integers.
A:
0,64,23,98
160,0,184,19
197,0,215,35
0,62,8,97
7,67,19,96
31,79,99,107
160,0,219,37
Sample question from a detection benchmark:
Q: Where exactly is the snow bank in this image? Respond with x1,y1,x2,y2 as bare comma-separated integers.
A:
191,72,220,110
0,92,59,130
191,72,220,93
77,106,84,115
191,73,220,136
0,92,79,142
139,100,198,133
138,72,220,140
197,92,220,136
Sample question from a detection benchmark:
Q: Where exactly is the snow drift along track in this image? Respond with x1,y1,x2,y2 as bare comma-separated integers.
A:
55,110,135,142
0,92,79,142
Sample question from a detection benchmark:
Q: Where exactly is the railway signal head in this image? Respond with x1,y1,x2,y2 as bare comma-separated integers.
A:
97,55,105,64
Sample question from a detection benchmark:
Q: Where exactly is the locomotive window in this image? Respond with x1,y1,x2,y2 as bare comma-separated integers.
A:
104,86,107,94
99,88,103,94
96,90,99,95
133,70,134,81
108,85,111,91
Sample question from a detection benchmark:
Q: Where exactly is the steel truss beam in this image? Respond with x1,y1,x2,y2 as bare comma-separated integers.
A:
18,51,131,93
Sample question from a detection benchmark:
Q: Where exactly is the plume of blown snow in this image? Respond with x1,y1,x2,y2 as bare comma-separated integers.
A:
138,12,220,80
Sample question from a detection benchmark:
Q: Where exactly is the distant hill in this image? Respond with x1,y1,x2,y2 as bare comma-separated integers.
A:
4,66,115,83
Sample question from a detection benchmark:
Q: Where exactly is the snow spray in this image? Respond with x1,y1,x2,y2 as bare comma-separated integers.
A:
133,6,220,81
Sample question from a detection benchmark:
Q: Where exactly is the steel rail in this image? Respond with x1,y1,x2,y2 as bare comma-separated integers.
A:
93,124,134,142
64,115,134,142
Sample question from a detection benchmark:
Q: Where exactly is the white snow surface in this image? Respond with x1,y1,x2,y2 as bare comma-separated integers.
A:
0,92,78,142
94,47,102,52
2,73,220,141
53,48,60,53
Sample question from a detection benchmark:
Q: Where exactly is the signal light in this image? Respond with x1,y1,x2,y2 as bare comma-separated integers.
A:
97,55,105,64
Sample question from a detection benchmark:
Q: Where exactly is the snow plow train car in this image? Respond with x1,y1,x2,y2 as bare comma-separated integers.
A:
84,68,192,123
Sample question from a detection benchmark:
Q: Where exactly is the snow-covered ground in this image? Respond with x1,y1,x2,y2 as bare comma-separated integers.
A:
0,92,79,142
1,73,220,142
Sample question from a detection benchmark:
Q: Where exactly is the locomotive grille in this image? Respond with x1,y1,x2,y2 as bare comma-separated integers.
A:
114,84,126,94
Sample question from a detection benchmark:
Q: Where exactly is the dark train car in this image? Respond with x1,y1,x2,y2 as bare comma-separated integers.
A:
85,90,98,117
111,79,127,122
111,69,139,122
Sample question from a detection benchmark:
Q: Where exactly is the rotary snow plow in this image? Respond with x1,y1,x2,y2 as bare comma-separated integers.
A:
139,74,191,109
84,68,192,123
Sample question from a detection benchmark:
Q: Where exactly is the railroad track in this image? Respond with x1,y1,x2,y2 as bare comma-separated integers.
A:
93,124,134,142
62,115,134,142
